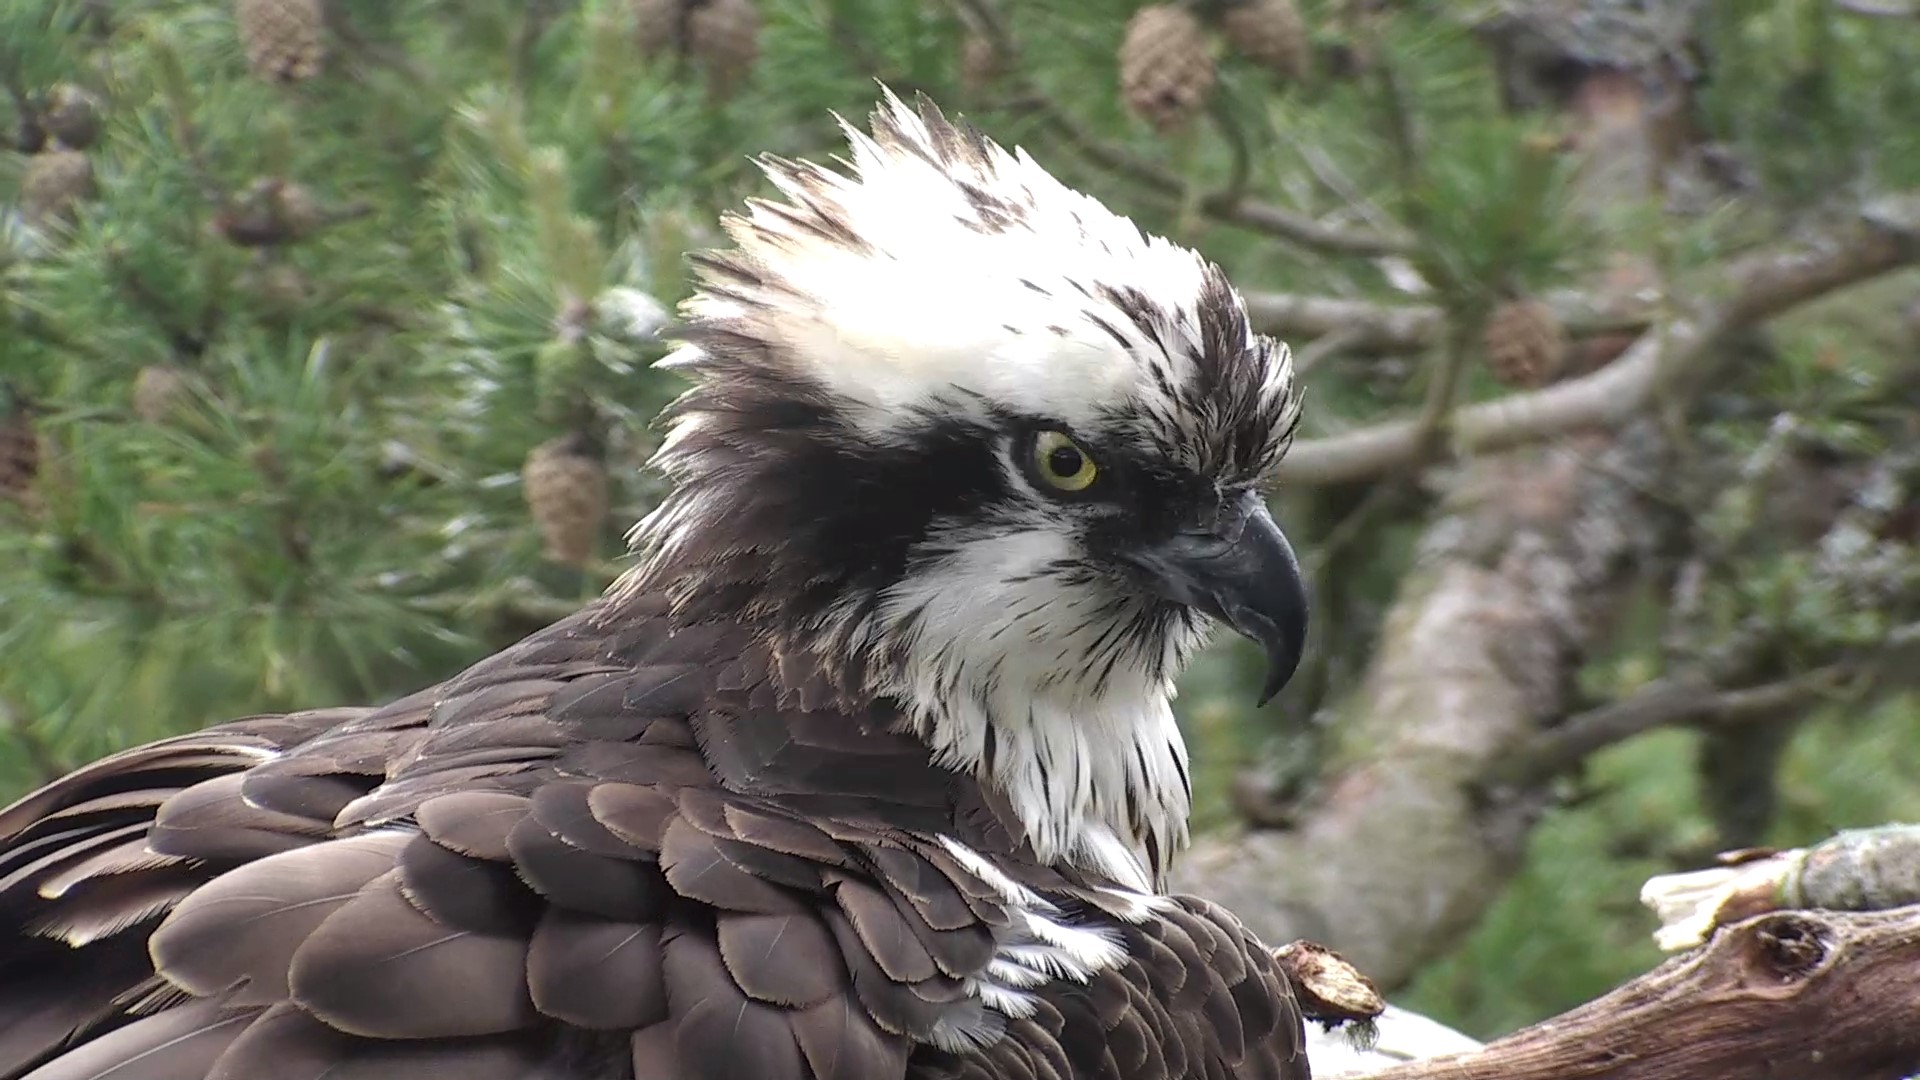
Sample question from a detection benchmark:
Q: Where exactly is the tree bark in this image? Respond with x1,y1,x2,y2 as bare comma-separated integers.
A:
1347,906,1920,1080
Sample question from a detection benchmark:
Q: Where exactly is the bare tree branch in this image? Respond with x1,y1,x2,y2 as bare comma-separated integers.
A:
1277,200,1920,486
1245,289,1652,354
1491,665,1846,791
1833,0,1920,18
1248,292,1445,351
1291,326,1375,374
1346,906,1920,1080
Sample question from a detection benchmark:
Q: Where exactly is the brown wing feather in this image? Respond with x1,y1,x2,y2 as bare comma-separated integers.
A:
0,716,353,1079
15,998,256,1080
4,598,1308,1080
287,869,538,1039
526,910,666,1030
149,830,411,1005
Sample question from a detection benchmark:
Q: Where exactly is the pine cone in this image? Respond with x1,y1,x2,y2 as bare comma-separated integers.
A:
132,364,192,424
216,177,323,247
42,84,103,150
234,0,327,83
20,148,97,227
1484,297,1568,388
1220,0,1310,82
960,33,1006,95
0,405,40,504
634,0,687,56
687,0,761,99
523,431,609,568
1119,5,1216,134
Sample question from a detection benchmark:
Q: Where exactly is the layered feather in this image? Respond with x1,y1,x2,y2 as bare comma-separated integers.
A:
1,596,1304,1080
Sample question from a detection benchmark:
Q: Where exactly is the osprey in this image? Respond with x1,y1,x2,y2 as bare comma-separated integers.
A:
0,93,1311,1080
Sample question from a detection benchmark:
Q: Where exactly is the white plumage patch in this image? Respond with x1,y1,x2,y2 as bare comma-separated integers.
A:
939,836,1148,1022
676,87,1272,437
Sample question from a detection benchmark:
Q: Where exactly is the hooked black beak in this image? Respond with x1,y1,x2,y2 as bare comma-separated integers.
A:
1126,493,1309,706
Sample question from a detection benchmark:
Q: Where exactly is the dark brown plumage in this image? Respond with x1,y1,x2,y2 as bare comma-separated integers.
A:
0,599,1303,1080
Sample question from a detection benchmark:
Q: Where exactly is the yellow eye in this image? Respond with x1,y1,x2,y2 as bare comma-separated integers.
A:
1032,430,1098,492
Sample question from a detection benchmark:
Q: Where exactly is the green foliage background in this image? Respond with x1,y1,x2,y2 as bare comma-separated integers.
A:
4,0,1918,1038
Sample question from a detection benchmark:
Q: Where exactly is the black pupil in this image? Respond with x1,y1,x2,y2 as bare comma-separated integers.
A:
1047,445,1084,477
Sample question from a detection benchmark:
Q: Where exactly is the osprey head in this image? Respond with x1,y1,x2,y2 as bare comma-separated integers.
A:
623,91,1306,887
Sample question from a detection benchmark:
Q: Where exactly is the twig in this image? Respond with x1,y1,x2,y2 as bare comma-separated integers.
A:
1300,477,1414,580
1244,288,1651,354
1206,97,1254,208
1349,906,1920,1080
1493,666,1843,790
1291,325,1372,374
1288,135,1402,239
1371,41,1425,225
1408,323,1473,459
1277,196,1920,485
1832,0,1920,17
1491,619,1920,790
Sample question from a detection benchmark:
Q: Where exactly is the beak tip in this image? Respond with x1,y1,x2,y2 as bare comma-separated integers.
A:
1255,640,1301,707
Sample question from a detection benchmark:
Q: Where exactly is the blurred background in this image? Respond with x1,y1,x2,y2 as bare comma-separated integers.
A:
3,0,1918,1044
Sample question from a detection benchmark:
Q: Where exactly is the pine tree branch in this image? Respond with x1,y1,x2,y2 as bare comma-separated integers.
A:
1025,99,1416,256
322,1,429,85
821,6,939,101
947,0,1415,257
1276,195,1920,486
103,247,209,359
0,698,71,785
